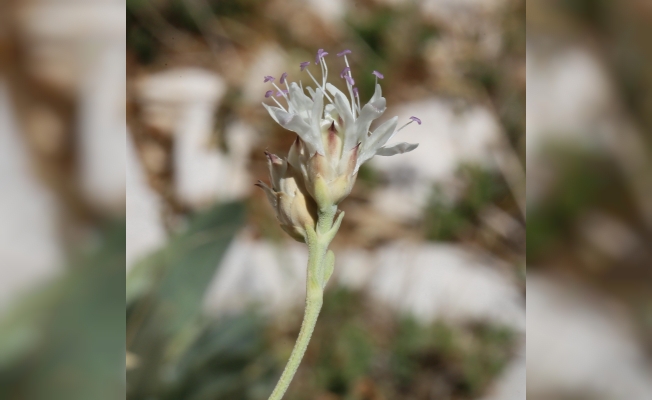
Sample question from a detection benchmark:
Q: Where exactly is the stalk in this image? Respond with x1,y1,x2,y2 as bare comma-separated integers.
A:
267,207,340,400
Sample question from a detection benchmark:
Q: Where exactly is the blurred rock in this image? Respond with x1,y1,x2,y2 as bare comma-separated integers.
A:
527,275,652,400
526,46,612,159
138,68,250,208
0,83,62,314
526,43,652,226
305,0,346,26
202,235,308,316
18,1,125,94
368,242,524,331
204,237,524,332
126,133,166,271
370,99,501,220
18,0,127,213
481,343,525,400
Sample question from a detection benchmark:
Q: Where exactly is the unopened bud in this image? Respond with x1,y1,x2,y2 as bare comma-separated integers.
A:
257,153,317,242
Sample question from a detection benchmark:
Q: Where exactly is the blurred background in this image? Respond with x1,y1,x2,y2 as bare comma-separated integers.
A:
0,0,125,399
527,1,652,399
0,0,649,399
125,0,526,399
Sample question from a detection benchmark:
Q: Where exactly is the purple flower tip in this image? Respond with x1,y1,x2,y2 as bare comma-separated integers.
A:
275,91,284,97
344,75,355,86
264,75,275,83
265,90,274,98
337,49,352,57
410,116,422,125
300,61,310,71
353,87,359,97
280,72,288,84
372,70,384,79
340,67,351,78
315,48,328,64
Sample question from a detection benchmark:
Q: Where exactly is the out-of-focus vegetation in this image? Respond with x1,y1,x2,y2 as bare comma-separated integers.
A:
0,222,125,400
125,0,525,399
285,288,515,400
527,0,652,354
425,164,511,242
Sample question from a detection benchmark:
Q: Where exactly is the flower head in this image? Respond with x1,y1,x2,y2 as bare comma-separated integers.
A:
261,49,419,212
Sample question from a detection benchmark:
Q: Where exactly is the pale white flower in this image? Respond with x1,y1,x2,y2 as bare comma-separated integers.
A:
261,49,420,208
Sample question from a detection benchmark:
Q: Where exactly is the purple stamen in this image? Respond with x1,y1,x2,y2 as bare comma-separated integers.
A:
280,72,288,84
315,48,328,64
300,61,310,71
344,75,355,86
410,116,422,125
337,49,352,57
340,67,351,78
264,75,275,83
353,87,359,97
372,70,384,79
265,90,274,98
275,90,289,97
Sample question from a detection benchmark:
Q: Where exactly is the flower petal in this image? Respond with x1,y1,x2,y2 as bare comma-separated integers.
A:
375,142,419,156
359,116,398,164
306,86,317,100
263,103,323,154
262,102,283,124
353,94,386,150
370,83,383,103
326,83,354,146
310,89,326,155
288,82,313,119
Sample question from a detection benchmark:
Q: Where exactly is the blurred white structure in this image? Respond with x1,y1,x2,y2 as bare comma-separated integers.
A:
526,42,652,227
204,238,525,332
527,275,652,400
526,46,612,160
203,234,308,316
367,242,524,330
126,134,166,271
370,99,503,220
481,345,525,400
0,83,62,315
19,0,127,212
138,68,255,209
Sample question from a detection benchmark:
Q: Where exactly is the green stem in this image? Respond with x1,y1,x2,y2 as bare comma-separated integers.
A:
267,207,339,400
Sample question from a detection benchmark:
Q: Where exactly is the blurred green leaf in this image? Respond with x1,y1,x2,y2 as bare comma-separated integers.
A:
0,220,126,400
127,201,247,399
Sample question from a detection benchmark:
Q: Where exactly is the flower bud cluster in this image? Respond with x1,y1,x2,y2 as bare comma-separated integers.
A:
258,49,421,241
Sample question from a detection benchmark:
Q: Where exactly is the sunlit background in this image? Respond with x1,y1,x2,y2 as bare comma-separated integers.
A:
0,0,649,399
124,0,526,399
527,1,652,399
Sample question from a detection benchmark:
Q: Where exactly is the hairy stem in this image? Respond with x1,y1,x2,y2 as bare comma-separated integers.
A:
267,208,339,400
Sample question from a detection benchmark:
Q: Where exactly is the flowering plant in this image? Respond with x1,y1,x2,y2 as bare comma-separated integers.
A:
259,49,420,400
